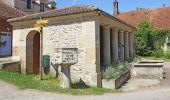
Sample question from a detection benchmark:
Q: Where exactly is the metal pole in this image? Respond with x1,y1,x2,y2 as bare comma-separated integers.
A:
40,27,43,80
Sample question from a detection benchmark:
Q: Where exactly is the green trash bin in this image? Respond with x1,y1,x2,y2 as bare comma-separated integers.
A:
42,55,50,68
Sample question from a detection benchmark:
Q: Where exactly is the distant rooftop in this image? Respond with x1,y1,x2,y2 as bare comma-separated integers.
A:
0,0,25,19
117,6,170,30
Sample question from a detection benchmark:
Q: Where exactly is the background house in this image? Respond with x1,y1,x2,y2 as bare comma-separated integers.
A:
0,0,56,57
3,0,56,13
113,1,170,51
0,0,25,57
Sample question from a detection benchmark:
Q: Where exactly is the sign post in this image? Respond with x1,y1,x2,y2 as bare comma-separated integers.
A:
34,19,48,80
59,48,78,88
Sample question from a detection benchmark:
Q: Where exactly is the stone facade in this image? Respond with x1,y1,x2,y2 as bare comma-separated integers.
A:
10,11,135,86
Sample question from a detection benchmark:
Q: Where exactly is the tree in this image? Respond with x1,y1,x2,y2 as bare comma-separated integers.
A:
136,21,169,56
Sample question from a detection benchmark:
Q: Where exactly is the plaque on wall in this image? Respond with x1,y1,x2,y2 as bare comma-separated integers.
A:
62,48,78,64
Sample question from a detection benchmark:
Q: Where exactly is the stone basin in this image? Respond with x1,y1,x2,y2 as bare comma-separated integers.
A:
135,61,163,67
133,60,164,79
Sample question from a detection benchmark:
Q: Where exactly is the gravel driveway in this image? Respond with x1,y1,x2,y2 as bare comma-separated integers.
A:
0,62,170,100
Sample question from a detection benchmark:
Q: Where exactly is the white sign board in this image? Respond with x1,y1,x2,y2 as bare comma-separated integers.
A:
62,48,78,64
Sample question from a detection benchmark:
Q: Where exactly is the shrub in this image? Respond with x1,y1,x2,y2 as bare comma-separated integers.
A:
136,21,169,56
102,62,129,80
165,51,170,59
151,50,164,58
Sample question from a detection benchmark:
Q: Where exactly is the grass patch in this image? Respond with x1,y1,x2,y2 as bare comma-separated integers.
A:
0,70,116,95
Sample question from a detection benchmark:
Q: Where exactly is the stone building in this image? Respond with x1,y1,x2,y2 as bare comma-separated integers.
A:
8,5,135,86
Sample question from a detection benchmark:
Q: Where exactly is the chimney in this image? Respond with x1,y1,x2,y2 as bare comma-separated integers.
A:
40,0,45,12
113,0,119,16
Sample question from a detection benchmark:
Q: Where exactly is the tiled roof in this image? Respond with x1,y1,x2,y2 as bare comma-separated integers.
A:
8,5,98,22
8,5,135,29
118,7,170,30
0,0,26,19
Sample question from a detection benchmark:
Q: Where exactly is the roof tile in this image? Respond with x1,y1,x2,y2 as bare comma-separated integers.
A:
8,5,98,22
118,7,170,30
0,0,26,19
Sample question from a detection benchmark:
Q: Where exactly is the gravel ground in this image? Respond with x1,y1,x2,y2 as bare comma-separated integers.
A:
0,62,170,100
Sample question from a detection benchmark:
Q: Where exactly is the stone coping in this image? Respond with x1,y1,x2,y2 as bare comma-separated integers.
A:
0,56,20,62
134,60,164,68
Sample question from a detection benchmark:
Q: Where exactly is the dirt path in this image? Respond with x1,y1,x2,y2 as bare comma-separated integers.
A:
0,62,170,100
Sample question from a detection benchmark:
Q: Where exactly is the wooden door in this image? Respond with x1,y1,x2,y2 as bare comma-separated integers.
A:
33,33,40,74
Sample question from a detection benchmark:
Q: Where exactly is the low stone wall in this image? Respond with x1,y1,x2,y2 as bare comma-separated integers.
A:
0,61,21,73
102,70,130,89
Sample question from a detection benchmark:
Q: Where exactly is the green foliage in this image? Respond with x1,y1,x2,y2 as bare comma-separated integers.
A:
151,30,168,49
0,70,114,95
136,21,169,56
102,62,129,80
151,50,165,58
165,51,170,59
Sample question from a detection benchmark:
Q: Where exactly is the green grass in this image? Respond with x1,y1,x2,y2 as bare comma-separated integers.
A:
0,70,116,95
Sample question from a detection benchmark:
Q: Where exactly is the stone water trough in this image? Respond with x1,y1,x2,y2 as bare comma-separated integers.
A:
0,56,21,73
102,70,131,89
133,60,164,79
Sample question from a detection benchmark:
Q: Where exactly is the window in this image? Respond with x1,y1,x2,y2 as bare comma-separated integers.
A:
27,0,32,9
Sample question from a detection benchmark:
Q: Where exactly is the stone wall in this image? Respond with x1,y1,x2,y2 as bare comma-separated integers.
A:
43,18,99,86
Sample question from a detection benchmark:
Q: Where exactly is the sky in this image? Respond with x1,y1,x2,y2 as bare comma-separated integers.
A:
55,0,170,14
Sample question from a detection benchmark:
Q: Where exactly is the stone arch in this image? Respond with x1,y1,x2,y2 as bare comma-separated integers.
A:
26,30,40,74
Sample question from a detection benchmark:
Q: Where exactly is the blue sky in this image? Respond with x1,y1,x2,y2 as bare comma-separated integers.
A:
55,0,170,14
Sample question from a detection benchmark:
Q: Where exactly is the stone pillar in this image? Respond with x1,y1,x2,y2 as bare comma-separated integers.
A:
103,25,111,65
124,31,129,60
111,28,118,63
118,30,124,61
59,64,71,88
132,33,135,57
129,32,134,59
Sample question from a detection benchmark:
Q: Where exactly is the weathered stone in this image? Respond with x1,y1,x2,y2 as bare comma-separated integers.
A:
111,28,118,63
59,64,71,88
124,31,129,60
118,30,124,61
102,25,111,65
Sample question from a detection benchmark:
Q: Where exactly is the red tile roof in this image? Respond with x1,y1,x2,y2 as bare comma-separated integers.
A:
118,7,170,30
8,5,98,22
8,5,135,29
0,0,26,19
